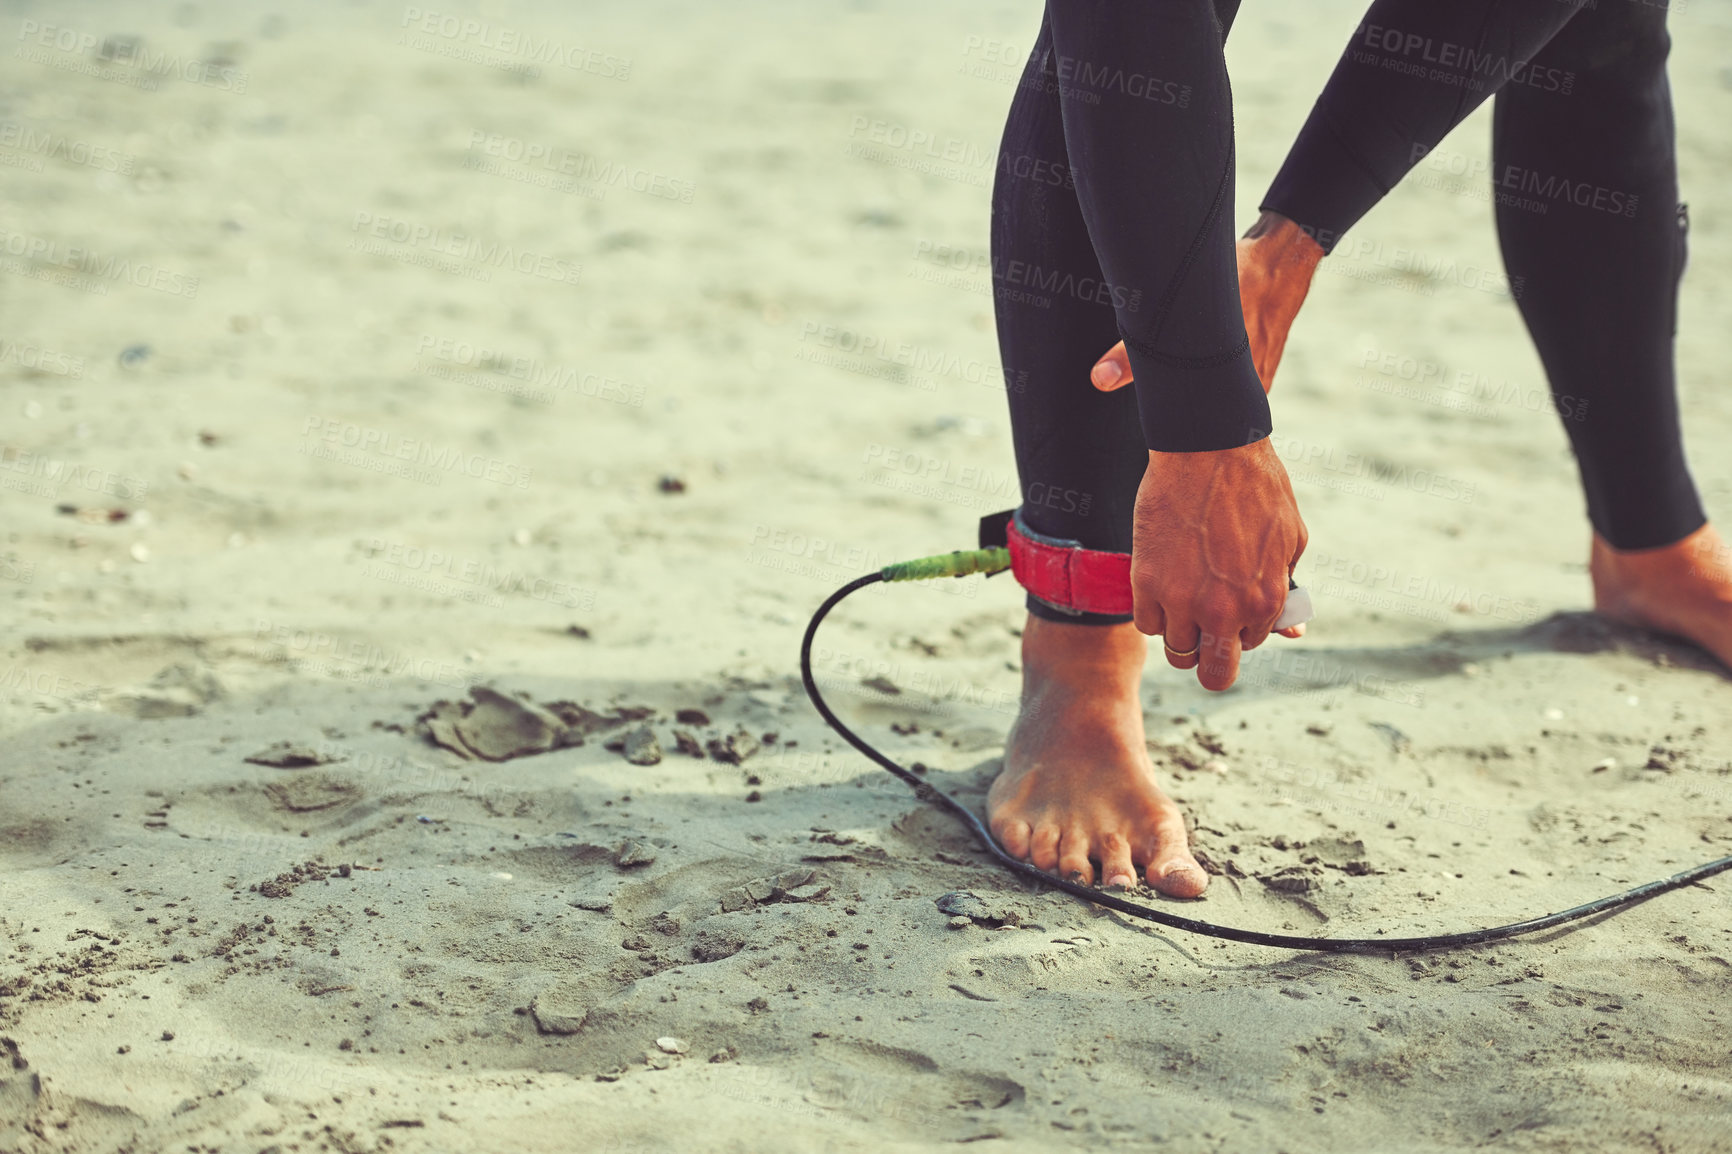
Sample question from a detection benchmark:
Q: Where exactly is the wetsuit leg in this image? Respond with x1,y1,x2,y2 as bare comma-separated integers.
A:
993,1,1250,625
1041,0,1269,454
1491,6,1704,549
993,8,1142,624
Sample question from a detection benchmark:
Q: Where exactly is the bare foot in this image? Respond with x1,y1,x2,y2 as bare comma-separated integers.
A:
1590,523,1732,670
987,615,1208,897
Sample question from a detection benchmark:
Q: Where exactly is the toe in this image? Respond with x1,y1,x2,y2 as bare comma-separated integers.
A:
1098,833,1135,889
1057,827,1094,886
993,817,1032,859
1029,824,1061,872
1147,810,1208,898
1150,857,1208,898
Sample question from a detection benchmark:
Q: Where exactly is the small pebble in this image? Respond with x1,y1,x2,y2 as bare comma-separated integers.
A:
621,725,663,766
129,543,150,563
655,1037,688,1055
614,841,656,868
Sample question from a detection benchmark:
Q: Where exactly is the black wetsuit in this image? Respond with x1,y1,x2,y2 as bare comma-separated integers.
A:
993,0,1702,625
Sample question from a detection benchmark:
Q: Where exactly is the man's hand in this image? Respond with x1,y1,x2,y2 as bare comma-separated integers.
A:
1090,211,1325,394
1133,442,1307,691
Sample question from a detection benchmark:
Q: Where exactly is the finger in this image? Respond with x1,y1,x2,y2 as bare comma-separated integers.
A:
1132,596,1165,640
1146,809,1208,898
1195,623,1241,691
1099,833,1135,890
1090,341,1134,391
1284,527,1311,634
1057,827,1094,886
1238,582,1287,652
1256,330,1286,392
1161,617,1201,670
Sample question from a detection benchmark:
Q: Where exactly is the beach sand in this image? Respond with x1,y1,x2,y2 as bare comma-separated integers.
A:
2,1,1731,1150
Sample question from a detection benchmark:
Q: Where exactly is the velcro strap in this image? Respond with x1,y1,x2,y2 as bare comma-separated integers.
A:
1005,514,1132,617
982,507,1309,627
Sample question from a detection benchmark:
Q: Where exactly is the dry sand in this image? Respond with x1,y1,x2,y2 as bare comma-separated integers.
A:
3,0,1732,1151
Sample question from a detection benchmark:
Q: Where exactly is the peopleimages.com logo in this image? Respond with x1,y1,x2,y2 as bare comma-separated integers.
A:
398,7,632,80
300,416,533,489
0,228,199,298
348,211,582,287
14,20,249,92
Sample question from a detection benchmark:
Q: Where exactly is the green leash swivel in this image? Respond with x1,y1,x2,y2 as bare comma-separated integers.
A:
879,546,1011,583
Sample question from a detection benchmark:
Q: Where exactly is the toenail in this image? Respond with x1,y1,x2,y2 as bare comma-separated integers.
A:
1161,863,1200,878
1105,873,1133,889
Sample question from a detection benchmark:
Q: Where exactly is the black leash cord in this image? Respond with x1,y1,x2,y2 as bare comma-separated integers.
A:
799,572,1732,954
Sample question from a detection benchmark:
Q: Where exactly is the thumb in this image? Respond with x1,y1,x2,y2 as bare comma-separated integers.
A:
1091,341,1134,391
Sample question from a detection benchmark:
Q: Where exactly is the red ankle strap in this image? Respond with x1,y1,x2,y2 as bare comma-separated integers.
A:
1004,513,1133,617
984,508,1309,627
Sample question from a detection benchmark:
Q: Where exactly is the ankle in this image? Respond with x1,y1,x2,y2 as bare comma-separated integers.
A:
1020,615,1147,689
1593,525,1731,589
